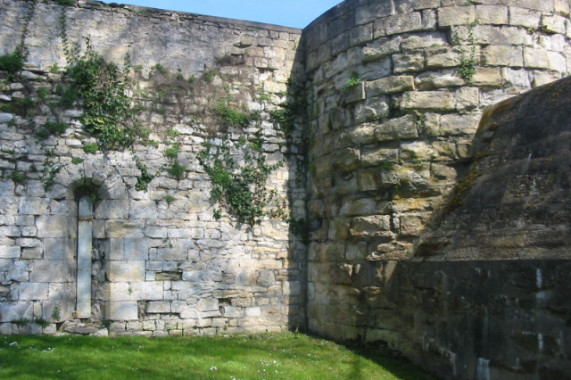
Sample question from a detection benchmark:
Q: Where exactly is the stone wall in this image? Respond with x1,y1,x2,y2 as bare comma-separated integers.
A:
1,0,571,378
303,0,571,378
0,0,306,336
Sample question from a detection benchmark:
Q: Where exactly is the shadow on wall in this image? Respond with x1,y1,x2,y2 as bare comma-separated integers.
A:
374,77,571,379
416,77,571,260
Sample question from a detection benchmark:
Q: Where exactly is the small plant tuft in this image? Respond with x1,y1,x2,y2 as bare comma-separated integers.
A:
168,162,185,180
83,142,99,153
164,143,180,159
135,159,154,191
0,50,25,75
344,71,362,91
11,170,26,184
152,63,168,75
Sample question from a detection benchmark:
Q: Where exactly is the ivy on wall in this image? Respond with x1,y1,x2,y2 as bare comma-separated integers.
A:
198,128,285,226
0,0,292,225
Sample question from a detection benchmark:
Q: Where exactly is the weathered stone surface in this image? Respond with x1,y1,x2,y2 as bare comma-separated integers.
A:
0,113,14,123
425,46,463,68
374,12,423,37
36,216,71,238
400,91,455,111
509,7,541,28
366,76,415,96
349,215,392,239
541,14,567,34
333,148,361,172
523,48,566,70
471,67,503,86
375,115,419,141
476,5,509,25
354,97,390,124
106,261,145,282
455,87,479,110
482,45,524,67
107,302,138,321
438,5,476,27
0,246,20,259
363,36,401,62
400,32,447,51
393,52,425,73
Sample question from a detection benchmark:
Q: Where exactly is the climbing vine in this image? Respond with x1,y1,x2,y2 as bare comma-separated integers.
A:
198,127,284,227
64,41,142,149
1,0,290,215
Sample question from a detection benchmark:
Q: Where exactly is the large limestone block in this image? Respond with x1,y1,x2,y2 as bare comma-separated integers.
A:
375,115,419,141
18,283,48,300
108,238,148,261
358,170,381,191
374,12,423,37
129,200,158,220
475,5,508,25
393,52,425,73
425,46,463,69
107,301,138,321
0,301,33,322
95,200,129,219
471,67,503,87
106,261,145,282
438,6,476,27
523,48,566,71
18,197,48,215
363,36,401,62
400,91,455,111
401,32,447,51
43,238,74,261
339,198,378,217
106,221,145,238
415,70,464,89
0,246,20,259
332,148,361,172
31,260,71,283
36,216,72,238
349,215,393,240
354,97,390,124
366,76,415,96
482,45,523,67
355,1,393,25
509,7,541,28
130,281,164,300
147,301,171,313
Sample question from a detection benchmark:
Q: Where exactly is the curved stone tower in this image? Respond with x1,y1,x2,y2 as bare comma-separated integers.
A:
303,0,570,378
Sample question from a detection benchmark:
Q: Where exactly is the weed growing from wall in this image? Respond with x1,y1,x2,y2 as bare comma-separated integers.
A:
455,21,478,82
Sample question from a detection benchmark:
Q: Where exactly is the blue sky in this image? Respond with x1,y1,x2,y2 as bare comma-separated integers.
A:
102,0,342,28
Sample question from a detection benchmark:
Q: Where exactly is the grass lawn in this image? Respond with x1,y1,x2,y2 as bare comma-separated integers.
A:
0,333,437,380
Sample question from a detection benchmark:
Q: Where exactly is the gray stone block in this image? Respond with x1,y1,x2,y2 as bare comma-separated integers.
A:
106,301,138,321
18,283,48,301
106,261,145,282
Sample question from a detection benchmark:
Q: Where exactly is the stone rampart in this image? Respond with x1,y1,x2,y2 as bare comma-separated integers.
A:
1,0,571,378
0,0,306,336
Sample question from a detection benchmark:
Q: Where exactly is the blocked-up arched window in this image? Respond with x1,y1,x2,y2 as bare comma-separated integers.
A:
77,195,93,318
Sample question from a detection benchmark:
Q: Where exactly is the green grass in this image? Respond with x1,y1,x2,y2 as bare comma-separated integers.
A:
0,333,436,380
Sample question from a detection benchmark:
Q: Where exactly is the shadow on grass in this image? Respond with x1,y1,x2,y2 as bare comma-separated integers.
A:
346,344,440,380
